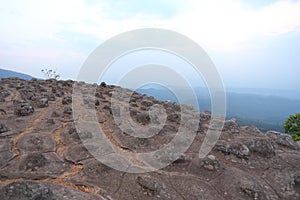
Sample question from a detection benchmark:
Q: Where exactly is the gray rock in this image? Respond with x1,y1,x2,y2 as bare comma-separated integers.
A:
223,119,240,133
294,173,300,188
46,93,56,101
141,99,154,107
0,124,8,133
240,179,266,200
63,107,72,115
167,113,180,123
19,153,49,171
0,181,54,200
0,90,10,98
244,138,275,157
14,100,34,116
215,140,250,159
200,155,220,170
62,96,72,105
137,112,150,125
137,176,159,193
37,97,48,108
266,131,299,150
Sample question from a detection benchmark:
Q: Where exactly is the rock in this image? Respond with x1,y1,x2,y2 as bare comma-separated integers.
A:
173,154,186,164
200,155,220,170
240,180,265,200
199,111,211,121
14,100,34,116
159,124,177,135
46,93,56,101
223,119,240,133
297,141,300,149
0,181,54,200
137,176,159,193
0,123,8,133
64,107,72,115
64,144,93,163
136,112,150,125
46,119,55,125
0,139,16,168
244,138,275,157
241,125,263,135
0,90,10,98
19,153,49,171
215,140,250,159
19,89,36,100
37,97,48,108
17,133,56,153
62,96,72,105
141,100,154,107
95,92,104,98
100,82,107,87
266,131,299,150
0,181,104,200
51,111,60,118
294,173,300,185
167,113,180,123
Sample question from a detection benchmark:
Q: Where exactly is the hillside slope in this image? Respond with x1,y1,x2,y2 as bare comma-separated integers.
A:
0,78,299,200
0,68,34,80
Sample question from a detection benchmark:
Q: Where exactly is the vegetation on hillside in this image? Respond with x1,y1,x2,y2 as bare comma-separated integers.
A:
284,113,300,141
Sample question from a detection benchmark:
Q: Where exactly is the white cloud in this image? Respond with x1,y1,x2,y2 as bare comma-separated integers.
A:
166,0,300,50
1,0,300,55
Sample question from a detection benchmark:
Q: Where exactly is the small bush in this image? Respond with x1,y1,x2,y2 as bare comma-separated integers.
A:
41,68,60,80
284,114,300,141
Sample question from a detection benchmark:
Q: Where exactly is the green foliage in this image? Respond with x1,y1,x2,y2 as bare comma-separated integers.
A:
290,133,300,142
284,113,300,141
41,68,60,80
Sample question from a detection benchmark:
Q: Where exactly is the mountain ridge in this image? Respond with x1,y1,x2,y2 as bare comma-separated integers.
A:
0,68,35,80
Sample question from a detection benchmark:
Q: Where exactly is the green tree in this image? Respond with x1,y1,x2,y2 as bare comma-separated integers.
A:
284,113,300,141
41,68,60,80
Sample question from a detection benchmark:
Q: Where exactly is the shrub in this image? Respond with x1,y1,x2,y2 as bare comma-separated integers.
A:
284,113,300,141
41,68,60,80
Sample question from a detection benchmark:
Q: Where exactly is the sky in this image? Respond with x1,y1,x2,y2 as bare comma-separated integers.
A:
0,0,300,91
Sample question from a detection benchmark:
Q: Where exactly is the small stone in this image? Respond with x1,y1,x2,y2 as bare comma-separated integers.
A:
100,82,107,87
64,107,72,115
62,96,72,105
137,176,159,192
207,155,216,160
200,155,220,171
38,97,48,108
294,173,300,188
46,119,55,125
51,111,60,118
0,123,8,133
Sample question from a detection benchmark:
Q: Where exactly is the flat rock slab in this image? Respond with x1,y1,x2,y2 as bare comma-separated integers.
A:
17,132,56,153
0,152,70,180
0,139,16,169
0,181,106,200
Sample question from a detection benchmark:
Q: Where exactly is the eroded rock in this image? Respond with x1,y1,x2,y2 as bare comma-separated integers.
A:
14,100,34,116
0,124,8,133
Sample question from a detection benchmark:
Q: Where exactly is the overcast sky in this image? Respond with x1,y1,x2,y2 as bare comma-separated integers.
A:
0,0,300,90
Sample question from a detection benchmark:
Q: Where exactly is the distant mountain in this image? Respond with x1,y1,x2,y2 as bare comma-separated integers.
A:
0,68,34,80
135,85,300,132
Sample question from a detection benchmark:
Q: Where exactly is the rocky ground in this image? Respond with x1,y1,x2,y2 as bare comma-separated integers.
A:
0,77,299,200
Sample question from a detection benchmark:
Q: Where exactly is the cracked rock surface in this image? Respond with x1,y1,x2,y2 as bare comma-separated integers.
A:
0,78,299,200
